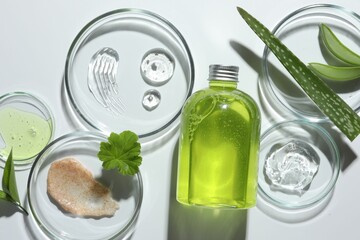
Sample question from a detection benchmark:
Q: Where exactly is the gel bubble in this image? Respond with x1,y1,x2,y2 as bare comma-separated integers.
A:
140,48,175,86
264,140,319,195
142,89,161,111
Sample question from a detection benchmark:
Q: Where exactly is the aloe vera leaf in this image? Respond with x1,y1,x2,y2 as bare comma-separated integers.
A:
1,150,28,215
320,23,360,66
237,7,360,141
309,62,360,81
2,150,20,203
0,190,10,201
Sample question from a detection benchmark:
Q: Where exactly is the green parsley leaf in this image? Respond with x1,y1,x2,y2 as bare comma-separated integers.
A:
98,131,142,175
0,150,28,215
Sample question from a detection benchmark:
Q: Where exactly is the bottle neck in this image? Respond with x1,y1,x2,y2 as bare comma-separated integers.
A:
209,79,238,89
207,65,239,90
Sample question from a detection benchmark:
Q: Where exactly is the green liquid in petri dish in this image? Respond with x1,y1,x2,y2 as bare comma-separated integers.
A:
0,107,52,161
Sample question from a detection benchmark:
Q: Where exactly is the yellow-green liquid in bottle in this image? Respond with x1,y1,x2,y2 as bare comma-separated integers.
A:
0,107,52,161
176,65,261,208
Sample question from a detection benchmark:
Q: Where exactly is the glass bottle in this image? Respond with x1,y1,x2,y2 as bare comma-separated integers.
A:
176,64,261,208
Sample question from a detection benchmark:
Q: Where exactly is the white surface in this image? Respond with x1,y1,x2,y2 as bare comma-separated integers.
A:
1,0,360,239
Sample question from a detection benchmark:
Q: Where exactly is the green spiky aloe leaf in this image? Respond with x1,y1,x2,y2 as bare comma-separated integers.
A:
320,23,360,66
237,7,360,141
1,150,28,215
309,63,360,81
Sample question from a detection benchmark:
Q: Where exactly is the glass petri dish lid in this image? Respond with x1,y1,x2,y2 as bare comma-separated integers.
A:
258,120,340,213
0,92,54,169
27,131,143,240
261,4,360,122
65,8,194,142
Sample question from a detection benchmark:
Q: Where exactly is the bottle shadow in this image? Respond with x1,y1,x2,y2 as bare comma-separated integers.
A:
167,142,248,240
230,40,299,124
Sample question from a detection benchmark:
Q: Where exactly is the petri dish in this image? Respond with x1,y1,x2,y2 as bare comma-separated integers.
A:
258,120,340,221
27,131,143,240
0,92,54,169
261,4,360,122
65,9,194,142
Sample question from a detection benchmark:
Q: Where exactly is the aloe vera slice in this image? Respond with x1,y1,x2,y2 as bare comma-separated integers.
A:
309,62,360,81
237,7,360,141
320,23,360,66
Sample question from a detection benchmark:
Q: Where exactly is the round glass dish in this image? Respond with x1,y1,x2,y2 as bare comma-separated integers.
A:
0,92,54,169
27,131,143,240
65,8,194,142
261,4,360,122
258,120,340,213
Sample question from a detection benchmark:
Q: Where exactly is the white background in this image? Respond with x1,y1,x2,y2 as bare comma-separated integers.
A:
1,0,360,239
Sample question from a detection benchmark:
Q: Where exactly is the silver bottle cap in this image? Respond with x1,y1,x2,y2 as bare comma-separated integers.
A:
208,64,239,82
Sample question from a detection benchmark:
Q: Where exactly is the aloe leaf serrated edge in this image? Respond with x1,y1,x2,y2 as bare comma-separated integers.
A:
237,7,360,141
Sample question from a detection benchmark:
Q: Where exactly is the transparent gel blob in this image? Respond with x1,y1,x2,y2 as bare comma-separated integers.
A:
142,89,161,111
140,48,175,86
264,140,320,195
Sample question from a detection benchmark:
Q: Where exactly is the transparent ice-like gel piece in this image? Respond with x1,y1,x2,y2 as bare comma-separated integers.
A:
142,89,161,111
140,48,175,86
264,140,319,195
87,47,125,115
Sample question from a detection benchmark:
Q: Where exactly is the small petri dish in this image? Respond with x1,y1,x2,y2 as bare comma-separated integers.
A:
65,9,194,143
27,131,143,240
258,120,340,221
261,4,360,122
0,92,54,169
